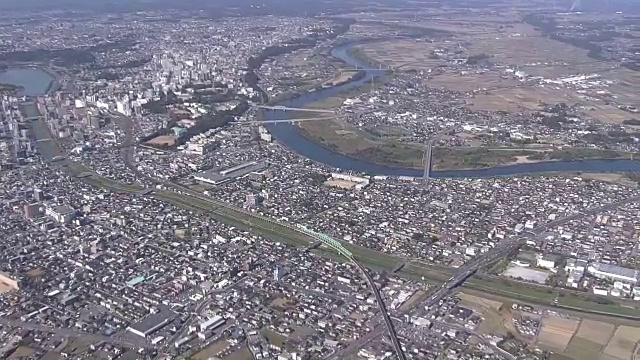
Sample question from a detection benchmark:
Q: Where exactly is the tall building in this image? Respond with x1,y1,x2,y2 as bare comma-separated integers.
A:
33,188,44,202
23,203,41,219
274,265,286,282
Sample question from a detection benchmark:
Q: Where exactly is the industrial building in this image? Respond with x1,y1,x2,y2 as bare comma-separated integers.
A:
127,311,174,338
194,161,266,185
200,315,225,332
587,262,639,284
45,205,76,224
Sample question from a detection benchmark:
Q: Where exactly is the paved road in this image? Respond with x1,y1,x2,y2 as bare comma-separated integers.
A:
354,260,406,360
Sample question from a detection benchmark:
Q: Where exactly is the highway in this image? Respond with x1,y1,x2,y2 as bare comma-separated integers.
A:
353,260,406,360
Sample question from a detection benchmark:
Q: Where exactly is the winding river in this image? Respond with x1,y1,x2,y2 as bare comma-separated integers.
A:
263,44,640,178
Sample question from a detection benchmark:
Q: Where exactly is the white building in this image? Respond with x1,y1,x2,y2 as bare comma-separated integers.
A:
45,205,76,224
587,262,639,284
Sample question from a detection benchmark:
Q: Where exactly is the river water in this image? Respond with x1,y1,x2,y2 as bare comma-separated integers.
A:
0,68,53,96
263,45,640,178
5,48,640,177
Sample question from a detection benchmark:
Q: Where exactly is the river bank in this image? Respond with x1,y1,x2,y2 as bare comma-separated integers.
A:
261,42,640,177
0,67,56,96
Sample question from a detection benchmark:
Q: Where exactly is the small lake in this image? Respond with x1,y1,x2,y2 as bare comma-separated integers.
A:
0,68,54,96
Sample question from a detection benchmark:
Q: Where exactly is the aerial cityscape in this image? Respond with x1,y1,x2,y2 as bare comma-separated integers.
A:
1,0,640,359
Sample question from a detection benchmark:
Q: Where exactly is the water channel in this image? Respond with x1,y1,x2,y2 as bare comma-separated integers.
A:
263,44,640,177
0,68,53,96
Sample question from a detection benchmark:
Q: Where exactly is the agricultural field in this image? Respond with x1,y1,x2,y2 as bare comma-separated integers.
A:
537,316,580,352
602,326,640,360
351,11,640,126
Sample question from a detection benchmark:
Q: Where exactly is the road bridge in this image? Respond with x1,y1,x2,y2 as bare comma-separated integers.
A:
231,116,336,126
256,105,334,113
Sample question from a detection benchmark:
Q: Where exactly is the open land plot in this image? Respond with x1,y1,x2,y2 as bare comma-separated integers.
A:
8,346,36,359
583,104,636,125
428,71,521,92
464,35,591,66
575,319,615,345
603,69,640,105
0,282,12,294
603,325,640,360
537,316,580,352
466,86,577,112
146,135,177,147
355,40,446,70
457,292,516,337
564,336,604,360
192,340,230,360
459,293,503,311
224,347,253,360
322,71,360,87
520,63,616,79
261,329,288,348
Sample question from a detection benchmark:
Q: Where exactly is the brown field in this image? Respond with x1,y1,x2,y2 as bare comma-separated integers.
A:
466,86,575,112
356,40,445,71
465,35,591,66
575,319,615,345
457,292,515,337
8,346,35,359
192,340,230,360
224,347,253,360
428,72,521,93
351,12,640,126
603,325,640,360
324,178,358,189
538,316,580,352
146,135,177,146
322,71,360,87
459,293,503,311
0,282,13,294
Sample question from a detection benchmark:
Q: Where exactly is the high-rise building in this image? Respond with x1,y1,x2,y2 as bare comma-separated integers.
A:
24,203,41,219
274,265,286,282
33,188,44,202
